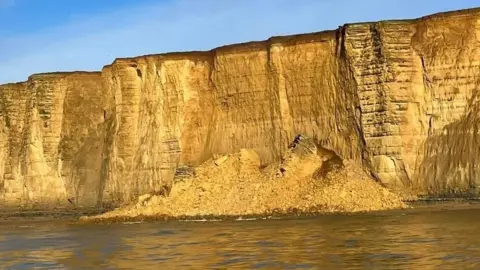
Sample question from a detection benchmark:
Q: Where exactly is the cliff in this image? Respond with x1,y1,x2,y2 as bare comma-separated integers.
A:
1,8,480,208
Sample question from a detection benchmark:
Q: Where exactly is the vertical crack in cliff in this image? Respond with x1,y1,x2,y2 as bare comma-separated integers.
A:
419,54,434,136
337,25,378,182
266,41,282,159
269,41,294,154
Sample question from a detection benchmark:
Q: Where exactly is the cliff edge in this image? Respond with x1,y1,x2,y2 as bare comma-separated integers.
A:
1,8,480,209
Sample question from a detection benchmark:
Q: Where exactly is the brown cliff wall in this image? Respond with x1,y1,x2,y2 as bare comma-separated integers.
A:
100,32,367,203
1,8,479,207
344,10,480,193
0,72,108,207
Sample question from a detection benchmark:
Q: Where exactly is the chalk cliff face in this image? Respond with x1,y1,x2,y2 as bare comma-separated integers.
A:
1,8,480,207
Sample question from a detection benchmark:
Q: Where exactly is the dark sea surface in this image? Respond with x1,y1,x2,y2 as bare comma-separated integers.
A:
1,207,480,269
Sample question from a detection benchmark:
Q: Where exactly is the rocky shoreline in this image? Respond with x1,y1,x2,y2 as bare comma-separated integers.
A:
0,205,114,221
1,198,480,223
78,200,480,224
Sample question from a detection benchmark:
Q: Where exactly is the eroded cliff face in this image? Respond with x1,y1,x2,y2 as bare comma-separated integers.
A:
99,35,366,204
344,10,480,193
1,8,480,207
0,72,109,207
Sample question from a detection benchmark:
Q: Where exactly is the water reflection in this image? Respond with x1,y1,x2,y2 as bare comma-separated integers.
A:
1,209,480,269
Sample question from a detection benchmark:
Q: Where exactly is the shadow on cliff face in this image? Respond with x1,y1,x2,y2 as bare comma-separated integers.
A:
61,121,106,207
415,91,480,196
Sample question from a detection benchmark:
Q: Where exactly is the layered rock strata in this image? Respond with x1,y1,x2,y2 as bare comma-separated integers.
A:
1,8,480,208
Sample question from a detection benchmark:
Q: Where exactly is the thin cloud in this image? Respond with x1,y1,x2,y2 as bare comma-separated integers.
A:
0,0,331,83
0,0,15,8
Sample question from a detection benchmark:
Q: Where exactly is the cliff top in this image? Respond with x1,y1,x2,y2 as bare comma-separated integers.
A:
108,30,337,65
28,71,102,80
0,72,102,86
0,81,27,88
104,7,480,67
345,6,480,26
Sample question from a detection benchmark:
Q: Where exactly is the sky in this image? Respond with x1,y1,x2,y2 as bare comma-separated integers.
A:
0,0,479,83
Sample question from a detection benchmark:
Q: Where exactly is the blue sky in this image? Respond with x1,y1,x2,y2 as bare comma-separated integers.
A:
0,0,478,83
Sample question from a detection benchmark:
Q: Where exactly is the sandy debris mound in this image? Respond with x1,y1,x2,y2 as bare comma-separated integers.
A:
85,136,406,220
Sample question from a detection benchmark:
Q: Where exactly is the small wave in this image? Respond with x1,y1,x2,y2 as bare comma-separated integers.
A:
17,225,35,228
235,217,258,221
122,221,144,225
180,219,222,222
